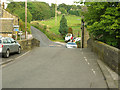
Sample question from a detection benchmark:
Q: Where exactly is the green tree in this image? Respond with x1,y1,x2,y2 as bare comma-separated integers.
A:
59,7,67,14
50,3,55,17
27,2,51,20
14,8,32,23
82,2,120,49
59,15,68,37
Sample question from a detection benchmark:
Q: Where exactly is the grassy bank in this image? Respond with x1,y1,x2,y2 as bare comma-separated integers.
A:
31,15,81,42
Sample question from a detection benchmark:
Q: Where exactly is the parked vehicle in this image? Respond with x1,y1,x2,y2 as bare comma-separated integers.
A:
73,37,81,42
0,37,21,58
65,33,72,42
66,42,77,48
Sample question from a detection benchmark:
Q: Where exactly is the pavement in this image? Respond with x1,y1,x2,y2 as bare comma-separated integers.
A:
1,26,119,89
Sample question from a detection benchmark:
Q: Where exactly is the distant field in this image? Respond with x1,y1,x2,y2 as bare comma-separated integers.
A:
31,15,81,42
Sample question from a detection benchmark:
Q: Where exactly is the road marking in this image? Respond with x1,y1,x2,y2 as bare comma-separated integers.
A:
49,45,54,47
2,51,30,68
85,58,87,62
91,69,96,75
55,42,66,45
88,62,90,65
56,45,61,47
0,59,13,65
84,57,86,59
15,51,30,60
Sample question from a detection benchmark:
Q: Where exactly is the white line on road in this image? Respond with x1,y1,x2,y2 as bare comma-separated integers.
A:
92,69,96,75
2,51,30,68
88,62,90,65
85,58,87,62
0,59,13,65
15,51,30,60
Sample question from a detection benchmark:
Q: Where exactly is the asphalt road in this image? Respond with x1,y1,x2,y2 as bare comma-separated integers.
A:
2,26,108,88
31,26,65,48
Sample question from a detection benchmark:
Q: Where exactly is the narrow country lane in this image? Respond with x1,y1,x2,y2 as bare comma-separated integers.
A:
31,26,65,48
2,26,108,88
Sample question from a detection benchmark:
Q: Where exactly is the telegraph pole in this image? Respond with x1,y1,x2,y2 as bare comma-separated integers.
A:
25,0,27,39
55,0,57,26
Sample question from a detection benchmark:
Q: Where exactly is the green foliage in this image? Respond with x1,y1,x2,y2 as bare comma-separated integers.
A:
6,2,24,13
83,2,120,49
31,22,64,41
7,2,51,21
50,3,55,17
68,9,81,16
19,19,31,34
27,2,51,20
57,3,81,16
31,15,81,41
14,8,32,23
59,7,67,14
59,15,68,37
76,41,81,48
68,27,73,34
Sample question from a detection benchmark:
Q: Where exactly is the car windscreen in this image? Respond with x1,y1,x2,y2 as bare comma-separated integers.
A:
68,43,76,45
0,40,1,44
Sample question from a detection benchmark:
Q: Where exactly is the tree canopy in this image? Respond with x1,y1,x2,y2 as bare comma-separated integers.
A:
59,15,68,37
83,2,120,49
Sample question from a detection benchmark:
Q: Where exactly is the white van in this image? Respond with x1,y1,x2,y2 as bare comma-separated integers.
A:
65,33,72,42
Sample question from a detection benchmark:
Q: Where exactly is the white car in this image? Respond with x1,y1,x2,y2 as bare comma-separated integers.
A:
66,42,77,48
65,33,72,42
73,37,81,42
0,37,21,58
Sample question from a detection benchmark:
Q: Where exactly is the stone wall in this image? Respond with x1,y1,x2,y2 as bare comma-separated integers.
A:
87,39,120,75
18,38,40,51
0,18,13,33
2,9,18,25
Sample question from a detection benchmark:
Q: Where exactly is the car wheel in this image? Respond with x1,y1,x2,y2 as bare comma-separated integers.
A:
17,47,21,54
4,50,10,58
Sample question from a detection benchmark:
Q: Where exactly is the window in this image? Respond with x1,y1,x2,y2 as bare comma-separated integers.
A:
3,39,7,44
9,38,15,43
6,38,11,43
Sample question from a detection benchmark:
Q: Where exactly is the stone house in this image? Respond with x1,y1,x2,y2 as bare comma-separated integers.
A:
0,4,19,37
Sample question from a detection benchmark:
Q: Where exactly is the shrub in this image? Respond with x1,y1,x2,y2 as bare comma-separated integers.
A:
76,41,81,48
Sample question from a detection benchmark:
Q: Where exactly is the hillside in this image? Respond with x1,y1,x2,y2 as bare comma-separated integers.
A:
31,15,81,42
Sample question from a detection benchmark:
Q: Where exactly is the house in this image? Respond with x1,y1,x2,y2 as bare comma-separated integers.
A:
0,3,19,37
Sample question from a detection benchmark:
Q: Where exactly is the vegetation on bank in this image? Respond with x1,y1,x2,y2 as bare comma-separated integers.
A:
82,2,120,49
6,2,81,37
31,15,81,42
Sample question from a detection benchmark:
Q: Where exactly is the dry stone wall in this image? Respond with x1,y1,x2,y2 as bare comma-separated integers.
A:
87,39,120,75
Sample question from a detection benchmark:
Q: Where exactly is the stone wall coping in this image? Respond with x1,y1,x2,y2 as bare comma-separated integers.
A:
94,40,120,52
17,38,34,42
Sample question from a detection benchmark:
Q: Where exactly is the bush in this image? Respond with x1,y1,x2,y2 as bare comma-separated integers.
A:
31,22,64,41
59,15,68,37
76,41,81,48
68,27,73,34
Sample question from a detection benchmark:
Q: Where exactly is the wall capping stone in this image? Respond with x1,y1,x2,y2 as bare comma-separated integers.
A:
87,38,120,75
